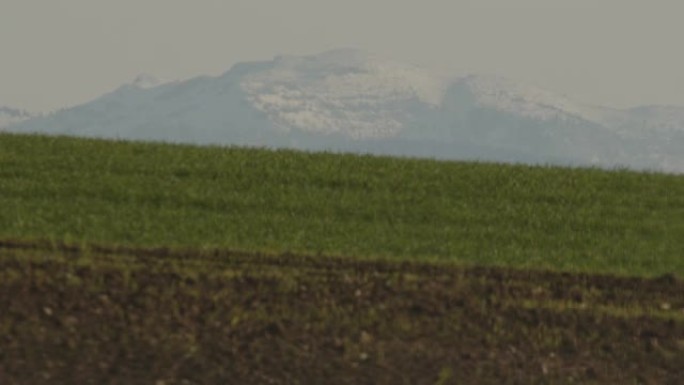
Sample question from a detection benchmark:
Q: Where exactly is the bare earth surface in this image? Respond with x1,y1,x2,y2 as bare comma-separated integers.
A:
1,240,683,384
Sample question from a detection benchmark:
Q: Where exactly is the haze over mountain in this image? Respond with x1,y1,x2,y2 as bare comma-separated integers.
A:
6,49,684,173
0,106,34,129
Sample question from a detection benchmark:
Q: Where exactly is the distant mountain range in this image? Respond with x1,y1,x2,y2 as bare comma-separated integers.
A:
0,106,34,129
5,49,684,173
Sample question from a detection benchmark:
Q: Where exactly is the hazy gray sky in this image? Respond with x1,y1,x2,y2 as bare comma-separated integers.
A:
2,0,683,112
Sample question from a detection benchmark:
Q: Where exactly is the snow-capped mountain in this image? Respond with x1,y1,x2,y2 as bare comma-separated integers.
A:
6,49,684,173
0,106,34,129
130,73,169,89
241,49,446,139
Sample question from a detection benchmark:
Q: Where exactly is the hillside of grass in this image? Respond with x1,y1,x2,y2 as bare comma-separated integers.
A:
1,132,683,276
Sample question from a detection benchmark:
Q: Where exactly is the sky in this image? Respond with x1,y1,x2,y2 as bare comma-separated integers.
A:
1,0,683,112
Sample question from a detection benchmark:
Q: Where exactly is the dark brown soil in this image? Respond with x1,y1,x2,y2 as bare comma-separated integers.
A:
1,240,683,384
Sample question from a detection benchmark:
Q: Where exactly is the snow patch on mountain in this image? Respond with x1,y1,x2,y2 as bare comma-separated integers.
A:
460,74,618,125
130,73,168,89
240,49,447,139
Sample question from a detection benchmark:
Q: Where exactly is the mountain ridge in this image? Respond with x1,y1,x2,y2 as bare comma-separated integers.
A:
6,49,684,173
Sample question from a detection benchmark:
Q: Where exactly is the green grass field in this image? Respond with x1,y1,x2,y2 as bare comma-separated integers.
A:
1,133,682,276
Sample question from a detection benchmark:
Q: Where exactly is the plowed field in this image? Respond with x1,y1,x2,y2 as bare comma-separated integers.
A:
1,240,682,384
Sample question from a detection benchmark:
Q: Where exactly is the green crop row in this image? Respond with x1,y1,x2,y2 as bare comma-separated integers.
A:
1,132,683,276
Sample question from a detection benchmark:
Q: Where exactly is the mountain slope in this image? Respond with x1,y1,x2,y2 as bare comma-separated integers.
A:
0,106,33,129
7,49,684,173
